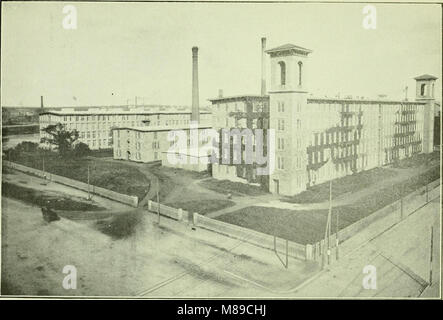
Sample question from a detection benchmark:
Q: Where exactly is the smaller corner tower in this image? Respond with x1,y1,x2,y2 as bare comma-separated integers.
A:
414,74,438,153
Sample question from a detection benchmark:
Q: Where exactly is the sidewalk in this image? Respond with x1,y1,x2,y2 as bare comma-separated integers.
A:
293,191,440,298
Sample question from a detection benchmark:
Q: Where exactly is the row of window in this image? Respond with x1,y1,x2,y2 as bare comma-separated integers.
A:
79,131,113,139
277,60,303,86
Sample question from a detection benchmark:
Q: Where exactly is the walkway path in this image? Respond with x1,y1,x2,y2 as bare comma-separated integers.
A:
254,163,438,211
98,158,160,207
293,187,440,297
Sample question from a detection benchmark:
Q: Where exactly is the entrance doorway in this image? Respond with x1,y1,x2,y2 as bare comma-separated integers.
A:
273,179,280,194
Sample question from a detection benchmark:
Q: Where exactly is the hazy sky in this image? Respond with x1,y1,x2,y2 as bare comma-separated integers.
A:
1,2,441,107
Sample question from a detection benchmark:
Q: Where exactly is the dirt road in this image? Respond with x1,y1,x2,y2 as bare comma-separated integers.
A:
1,194,319,297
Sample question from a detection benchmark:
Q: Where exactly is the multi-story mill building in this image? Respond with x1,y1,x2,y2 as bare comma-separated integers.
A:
39,107,211,150
209,41,437,196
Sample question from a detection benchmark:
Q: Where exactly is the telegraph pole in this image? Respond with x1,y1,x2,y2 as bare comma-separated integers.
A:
157,178,160,224
328,180,332,265
87,165,91,200
429,226,434,285
336,184,339,261
322,180,333,269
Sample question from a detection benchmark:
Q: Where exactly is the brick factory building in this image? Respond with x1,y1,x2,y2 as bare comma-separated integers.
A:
208,40,437,196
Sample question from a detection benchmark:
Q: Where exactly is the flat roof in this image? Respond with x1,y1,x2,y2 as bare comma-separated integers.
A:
112,125,212,132
307,97,427,105
208,95,269,103
40,110,211,116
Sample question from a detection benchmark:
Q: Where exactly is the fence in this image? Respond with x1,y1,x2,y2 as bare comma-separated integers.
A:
146,178,440,262
310,178,441,261
147,199,308,260
4,161,139,207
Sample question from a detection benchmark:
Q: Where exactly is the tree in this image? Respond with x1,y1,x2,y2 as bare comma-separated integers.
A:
41,123,79,157
73,142,91,158
15,141,39,153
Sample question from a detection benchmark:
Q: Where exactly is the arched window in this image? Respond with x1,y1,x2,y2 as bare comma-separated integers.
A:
298,61,303,85
421,83,426,96
278,61,286,85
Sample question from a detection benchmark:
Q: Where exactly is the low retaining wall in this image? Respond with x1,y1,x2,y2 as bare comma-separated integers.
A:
310,178,441,261
147,178,440,262
4,161,139,207
147,199,308,260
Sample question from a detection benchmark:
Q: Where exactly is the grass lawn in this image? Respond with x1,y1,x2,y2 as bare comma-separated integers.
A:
199,179,269,197
284,151,440,204
7,151,150,199
393,151,440,169
165,199,236,215
2,182,105,212
216,165,440,245
283,167,398,204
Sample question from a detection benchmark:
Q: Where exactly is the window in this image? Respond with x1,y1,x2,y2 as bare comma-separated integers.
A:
278,138,285,150
298,61,303,85
278,61,286,85
421,83,426,96
278,157,285,170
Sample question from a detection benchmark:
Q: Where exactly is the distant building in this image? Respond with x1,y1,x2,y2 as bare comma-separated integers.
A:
112,124,211,164
39,107,211,150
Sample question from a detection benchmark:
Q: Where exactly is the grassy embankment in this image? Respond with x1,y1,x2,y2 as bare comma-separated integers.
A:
216,152,440,244
5,148,150,200
2,181,105,212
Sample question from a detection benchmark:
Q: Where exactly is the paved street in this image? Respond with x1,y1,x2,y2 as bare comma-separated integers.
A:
1,168,440,298
294,192,440,298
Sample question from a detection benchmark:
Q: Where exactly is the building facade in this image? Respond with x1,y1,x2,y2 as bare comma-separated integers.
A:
266,44,436,196
208,95,270,188
208,43,437,196
39,108,211,150
112,125,212,164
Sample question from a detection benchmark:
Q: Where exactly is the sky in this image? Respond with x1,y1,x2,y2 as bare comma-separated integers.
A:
1,2,441,108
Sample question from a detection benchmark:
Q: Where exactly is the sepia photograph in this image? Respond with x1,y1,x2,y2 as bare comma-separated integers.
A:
0,0,441,302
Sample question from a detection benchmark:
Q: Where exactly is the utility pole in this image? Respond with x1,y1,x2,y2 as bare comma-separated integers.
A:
426,183,429,203
87,165,91,200
322,180,333,269
328,180,332,265
157,178,160,224
336,185,339,261
429,226,434,285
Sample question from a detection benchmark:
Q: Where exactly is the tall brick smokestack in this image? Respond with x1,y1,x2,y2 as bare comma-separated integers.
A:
191,46,200,123
261,37,267,96
41,96,44,109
